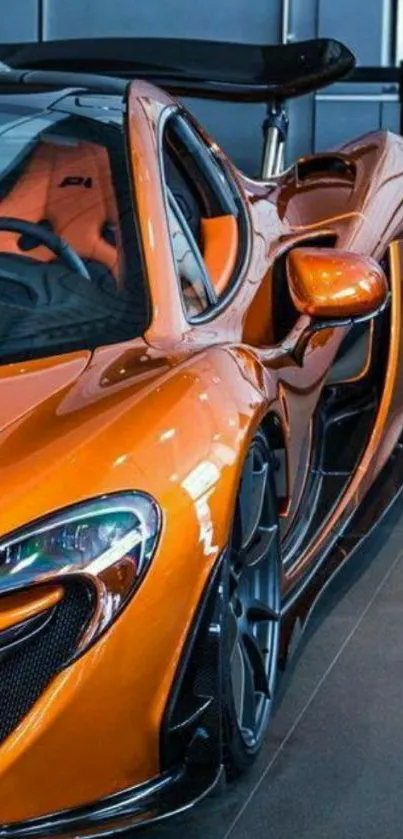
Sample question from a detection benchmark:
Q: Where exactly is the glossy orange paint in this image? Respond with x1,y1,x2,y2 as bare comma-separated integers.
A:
0,343,271,821
287,247,388,318
0,586,63,632
285,237,403,587
0,80,403,828
128,84,187,346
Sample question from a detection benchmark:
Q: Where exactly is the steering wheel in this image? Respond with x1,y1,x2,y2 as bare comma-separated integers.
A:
0,217,91,281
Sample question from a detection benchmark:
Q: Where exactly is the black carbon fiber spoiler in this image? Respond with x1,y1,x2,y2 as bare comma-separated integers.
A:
0,37,355,102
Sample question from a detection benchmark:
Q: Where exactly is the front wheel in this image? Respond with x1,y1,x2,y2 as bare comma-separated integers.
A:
222,429,281,777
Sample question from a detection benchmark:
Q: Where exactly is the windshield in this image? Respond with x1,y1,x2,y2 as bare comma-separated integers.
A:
0,92,148,364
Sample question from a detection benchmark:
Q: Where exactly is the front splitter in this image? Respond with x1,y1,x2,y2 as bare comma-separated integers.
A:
0,765,223,838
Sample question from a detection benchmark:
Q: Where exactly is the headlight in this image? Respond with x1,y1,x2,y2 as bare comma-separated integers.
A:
0,492,160,651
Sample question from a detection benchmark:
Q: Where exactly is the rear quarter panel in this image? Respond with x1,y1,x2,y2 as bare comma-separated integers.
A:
244,130,403,587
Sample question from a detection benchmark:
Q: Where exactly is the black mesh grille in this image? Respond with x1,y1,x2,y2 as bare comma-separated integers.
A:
0,581,94,745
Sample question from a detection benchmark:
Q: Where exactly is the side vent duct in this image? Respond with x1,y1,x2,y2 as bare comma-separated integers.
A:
296,153,356,183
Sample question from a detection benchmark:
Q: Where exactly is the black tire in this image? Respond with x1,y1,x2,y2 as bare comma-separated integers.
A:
222,429,281,777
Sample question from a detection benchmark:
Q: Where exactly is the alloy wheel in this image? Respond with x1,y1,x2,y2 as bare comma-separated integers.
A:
227,431,281,750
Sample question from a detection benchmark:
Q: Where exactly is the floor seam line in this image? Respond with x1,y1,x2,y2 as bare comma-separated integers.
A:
221,545,403,839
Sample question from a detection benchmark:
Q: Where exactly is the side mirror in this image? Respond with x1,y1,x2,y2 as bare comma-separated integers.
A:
285,248,388,364
286,248,388,321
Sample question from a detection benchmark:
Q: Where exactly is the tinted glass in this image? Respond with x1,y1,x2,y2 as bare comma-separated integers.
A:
167,201,210,317
163,113,243,312
0,93,148,364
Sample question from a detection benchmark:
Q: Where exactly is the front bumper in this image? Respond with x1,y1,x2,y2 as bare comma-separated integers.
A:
0,552,227,837
0,765,223,838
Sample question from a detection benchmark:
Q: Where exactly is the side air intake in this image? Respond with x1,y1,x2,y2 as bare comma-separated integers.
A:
0,581,94,745
296,153,356,183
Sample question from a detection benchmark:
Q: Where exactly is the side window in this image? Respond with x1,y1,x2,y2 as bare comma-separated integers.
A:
162,114,243,318
167,194,212,318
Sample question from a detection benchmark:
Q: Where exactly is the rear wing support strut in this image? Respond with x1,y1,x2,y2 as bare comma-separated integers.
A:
261,102,289,178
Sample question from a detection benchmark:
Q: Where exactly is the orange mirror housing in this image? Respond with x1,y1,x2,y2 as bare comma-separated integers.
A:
286,248,388,320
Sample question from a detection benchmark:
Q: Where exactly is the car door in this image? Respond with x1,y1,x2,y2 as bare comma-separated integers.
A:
128,85,372,593
158,107,339,514
127,83,398,612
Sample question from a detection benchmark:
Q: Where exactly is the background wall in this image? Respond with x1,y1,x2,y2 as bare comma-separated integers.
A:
2,0,402,174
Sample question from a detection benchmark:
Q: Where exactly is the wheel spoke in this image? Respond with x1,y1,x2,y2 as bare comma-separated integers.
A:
230,640,245,724
228,603,239,658
227,431,281,752
229,565,242,595
247,598,280,623
243,523,277,567
239,456,268,551
238,449,254,549
243,631,271,699
239,640,257,736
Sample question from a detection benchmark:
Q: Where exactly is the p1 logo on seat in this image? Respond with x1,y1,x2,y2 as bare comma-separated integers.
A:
58,176,93,189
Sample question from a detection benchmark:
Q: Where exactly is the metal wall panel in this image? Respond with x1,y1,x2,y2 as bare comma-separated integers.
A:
0,0,39,42
286,0,398,164
315,99,381,151
182,98,265,176
396,0,403,62
287,0,318,42
381,100,401,130
315,80,400,151
43,0,281,43
318,0,394,65
287,95,315,163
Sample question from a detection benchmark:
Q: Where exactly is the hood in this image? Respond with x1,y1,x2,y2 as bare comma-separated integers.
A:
0,340,186,537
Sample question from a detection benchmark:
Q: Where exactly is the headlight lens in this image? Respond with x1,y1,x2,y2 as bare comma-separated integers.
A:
0,492,160,650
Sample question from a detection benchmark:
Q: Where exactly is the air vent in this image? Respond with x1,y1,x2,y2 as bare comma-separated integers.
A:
296,154,356,183
0,580,94,745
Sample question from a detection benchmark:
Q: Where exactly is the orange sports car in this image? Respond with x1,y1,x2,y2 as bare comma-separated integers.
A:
0,34,399,836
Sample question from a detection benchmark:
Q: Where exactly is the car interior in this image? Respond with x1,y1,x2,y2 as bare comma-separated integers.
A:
163,114,241,315
0,112,149,361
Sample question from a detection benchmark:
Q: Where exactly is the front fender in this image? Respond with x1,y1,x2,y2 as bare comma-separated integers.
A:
0,344,281,823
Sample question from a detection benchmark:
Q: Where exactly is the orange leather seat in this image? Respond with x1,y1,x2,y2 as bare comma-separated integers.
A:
0,140,121,285
200,215,238,296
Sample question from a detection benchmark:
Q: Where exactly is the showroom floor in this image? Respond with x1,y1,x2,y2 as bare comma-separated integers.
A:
142,493,403,839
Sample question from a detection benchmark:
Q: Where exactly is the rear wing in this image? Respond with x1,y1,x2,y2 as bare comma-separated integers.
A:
0,37,356,179
0,37,355,103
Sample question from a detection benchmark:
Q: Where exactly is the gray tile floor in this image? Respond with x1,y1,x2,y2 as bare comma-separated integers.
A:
144,496,403,839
